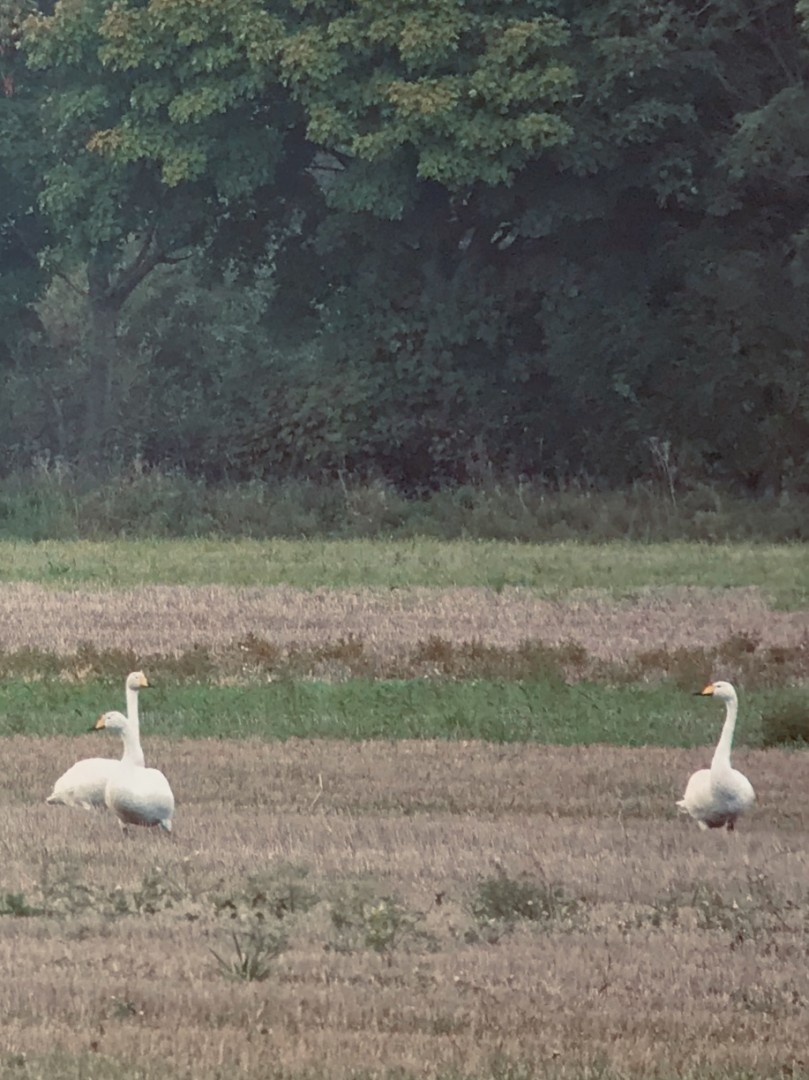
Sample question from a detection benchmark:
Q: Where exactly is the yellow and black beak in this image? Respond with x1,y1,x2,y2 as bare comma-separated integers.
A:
93,713,107,731
694,683,715,697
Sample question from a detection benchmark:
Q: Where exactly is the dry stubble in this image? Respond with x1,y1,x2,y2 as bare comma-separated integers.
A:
1,737,808,1078
3,583,808,663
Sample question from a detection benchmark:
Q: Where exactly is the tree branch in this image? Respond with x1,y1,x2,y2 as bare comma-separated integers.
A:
6,222,87,298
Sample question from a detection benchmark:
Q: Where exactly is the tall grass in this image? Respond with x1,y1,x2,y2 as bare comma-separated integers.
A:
1,463,808,542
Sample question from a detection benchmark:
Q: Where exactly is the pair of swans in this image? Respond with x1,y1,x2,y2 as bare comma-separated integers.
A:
47,670,750,835
47,671,174,833
677,680,756,831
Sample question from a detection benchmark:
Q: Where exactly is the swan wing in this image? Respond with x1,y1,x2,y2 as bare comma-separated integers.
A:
712,768,756,814
47,758,121,810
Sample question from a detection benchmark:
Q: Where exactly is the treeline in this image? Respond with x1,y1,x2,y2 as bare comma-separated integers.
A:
1,0,809,495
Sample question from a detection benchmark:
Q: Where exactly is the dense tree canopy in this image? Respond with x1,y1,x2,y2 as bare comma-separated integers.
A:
1,0,808,491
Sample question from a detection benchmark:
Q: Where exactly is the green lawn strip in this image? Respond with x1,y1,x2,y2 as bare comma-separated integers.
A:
0,677,792,748
0,538,807,606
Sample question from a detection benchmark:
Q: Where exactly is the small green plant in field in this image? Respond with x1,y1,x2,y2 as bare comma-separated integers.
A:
469,869,580,937
210,918,287,982
131,866,190,915
214,864,319,922
362,898,419,963
110,997,142,1020
0,891,42,917
329,887,433,963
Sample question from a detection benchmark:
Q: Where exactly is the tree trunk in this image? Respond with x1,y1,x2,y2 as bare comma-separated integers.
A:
81,256,122,467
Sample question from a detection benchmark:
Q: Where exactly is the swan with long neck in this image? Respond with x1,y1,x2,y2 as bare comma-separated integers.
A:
46,671,149,810
95,710,174,833
677,680,755,830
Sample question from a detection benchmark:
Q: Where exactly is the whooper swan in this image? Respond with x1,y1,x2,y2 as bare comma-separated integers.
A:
677,680,755,831
95,710,175,833
46,671,149,810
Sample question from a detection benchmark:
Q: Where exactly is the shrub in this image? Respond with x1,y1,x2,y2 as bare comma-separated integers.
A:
469,869,580,933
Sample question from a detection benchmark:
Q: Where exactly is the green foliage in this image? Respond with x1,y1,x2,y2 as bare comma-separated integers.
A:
1,0,809,491
82,0,575,193
4,466,809,546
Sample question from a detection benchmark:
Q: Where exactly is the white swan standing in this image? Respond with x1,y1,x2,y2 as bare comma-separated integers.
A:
95,710,175,833
46,671,150,810
677,680,756,831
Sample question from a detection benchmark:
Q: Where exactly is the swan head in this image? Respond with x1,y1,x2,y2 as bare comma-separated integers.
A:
94,710,130,734
697,680,737,703
126,671,150,692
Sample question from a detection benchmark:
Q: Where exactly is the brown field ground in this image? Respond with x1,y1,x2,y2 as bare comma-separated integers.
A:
1,737,808,1079
2,583,808,1077
2,583,808,669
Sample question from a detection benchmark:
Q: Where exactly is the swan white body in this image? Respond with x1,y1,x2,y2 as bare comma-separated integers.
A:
677,681,755,831
46,671,149,810
96,710,175,833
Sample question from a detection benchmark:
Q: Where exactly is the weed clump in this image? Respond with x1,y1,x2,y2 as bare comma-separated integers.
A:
214,865,319,922
469,869,580,939
328,886,434,964
210,918,287,982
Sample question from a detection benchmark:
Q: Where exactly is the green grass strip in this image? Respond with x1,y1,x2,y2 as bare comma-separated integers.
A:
0,538,807,605
0,677,793,748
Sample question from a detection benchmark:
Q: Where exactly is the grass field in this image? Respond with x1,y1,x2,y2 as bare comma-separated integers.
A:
1,538,807,606
0,677,802,748
1,539,808,1078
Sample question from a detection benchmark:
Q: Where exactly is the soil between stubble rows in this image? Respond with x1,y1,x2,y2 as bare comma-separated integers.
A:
2,737,809,1079
2,583,808,664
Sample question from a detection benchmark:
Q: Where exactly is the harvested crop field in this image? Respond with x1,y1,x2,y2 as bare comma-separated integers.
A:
2,541,809,1079
3,582,808,669
3,736,809,1080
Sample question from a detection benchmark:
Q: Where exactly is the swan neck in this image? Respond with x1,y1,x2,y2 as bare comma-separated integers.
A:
123,686,145,767
711,697,737,770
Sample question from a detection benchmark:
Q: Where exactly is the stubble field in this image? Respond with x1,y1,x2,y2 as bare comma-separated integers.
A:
1,540,808,1080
